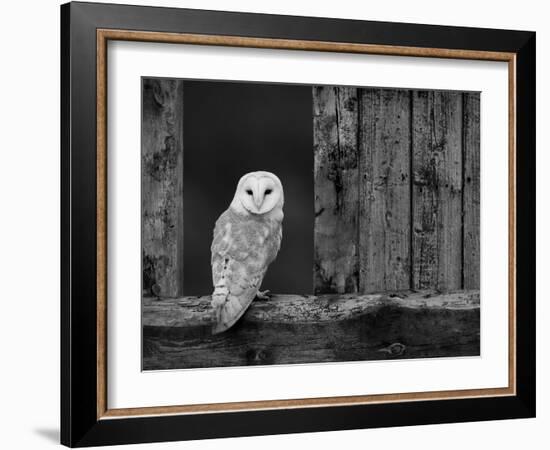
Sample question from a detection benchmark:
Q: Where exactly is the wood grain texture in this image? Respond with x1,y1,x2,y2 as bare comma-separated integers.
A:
463,93,481,289
142,290,480,369
412,91,463,290
142,79,184,297
313,88,479,294
359,89,411,292
313,86,359,294
143,290,479,327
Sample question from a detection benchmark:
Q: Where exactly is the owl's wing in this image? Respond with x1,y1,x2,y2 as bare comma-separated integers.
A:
268,224,282,265
210,214,268,334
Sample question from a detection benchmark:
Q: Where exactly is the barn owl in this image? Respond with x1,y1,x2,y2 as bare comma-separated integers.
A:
211,171,284,334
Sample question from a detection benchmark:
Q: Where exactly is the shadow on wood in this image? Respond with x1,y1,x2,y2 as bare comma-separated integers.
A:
143,290,480,370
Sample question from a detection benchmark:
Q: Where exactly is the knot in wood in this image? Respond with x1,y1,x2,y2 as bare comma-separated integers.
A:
378,342,406,356
245,348,271,365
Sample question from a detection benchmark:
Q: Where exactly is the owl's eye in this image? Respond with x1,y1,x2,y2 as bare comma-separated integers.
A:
265,189,273,195
246,189,253,195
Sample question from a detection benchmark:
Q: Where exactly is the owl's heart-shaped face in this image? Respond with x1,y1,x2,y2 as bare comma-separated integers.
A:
232,171,284,215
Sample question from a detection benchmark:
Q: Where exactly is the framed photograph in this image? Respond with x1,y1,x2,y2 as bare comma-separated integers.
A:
61,1,535,447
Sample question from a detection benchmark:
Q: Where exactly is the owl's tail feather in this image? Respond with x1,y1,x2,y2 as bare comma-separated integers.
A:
211,285,255,335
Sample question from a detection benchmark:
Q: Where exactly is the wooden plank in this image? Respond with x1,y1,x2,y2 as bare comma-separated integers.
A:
143,290,480,327
313,86,359,294
463,93,481,289
142,79,184,297
142,289,480,369
359,89,411,292
412,91,463,290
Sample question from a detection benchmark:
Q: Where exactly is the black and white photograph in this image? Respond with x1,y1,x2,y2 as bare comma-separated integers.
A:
141,78,481,370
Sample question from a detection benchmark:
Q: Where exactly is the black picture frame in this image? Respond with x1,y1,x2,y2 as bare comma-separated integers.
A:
61,1,535,447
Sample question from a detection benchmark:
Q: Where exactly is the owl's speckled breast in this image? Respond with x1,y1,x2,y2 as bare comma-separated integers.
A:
224,208,281,258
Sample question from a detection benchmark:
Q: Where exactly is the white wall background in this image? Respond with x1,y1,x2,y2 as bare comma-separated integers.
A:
0,0,546,448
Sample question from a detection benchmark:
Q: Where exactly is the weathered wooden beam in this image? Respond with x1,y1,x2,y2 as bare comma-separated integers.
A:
359,89,411,292
143,290,479,327
143,289,479,370
463,93,480,289
142,78,184,297
313,86,359,294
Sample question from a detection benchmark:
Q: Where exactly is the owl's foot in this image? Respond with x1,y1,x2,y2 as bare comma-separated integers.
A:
256,290,271,301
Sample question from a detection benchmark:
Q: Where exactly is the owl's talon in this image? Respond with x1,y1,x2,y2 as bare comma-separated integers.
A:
256,290,271,301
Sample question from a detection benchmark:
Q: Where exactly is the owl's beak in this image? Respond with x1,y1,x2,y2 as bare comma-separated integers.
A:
253,190,263,209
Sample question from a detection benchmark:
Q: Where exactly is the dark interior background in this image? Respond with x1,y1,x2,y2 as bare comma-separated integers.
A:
183,80,313,295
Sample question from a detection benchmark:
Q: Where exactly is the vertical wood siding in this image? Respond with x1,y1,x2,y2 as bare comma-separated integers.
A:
360,89,411,292
412,91,463,290
313,87,360,294
314,87,480,294
142,79,184,297
462,93,481,289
